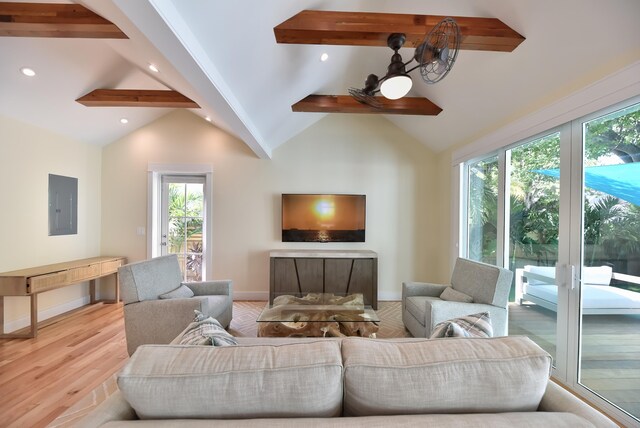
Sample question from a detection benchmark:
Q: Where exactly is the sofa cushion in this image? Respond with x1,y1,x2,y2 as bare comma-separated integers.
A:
158,284,195,299
439,287,473,303
405,296,439,326
429,312,493,338
342,336,552,417
119,341,343,420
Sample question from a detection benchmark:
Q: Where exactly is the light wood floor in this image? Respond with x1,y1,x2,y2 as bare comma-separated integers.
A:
0,303,128,428
2,301,636,426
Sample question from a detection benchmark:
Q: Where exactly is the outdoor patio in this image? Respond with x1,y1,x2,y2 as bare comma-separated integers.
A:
509,302,640,419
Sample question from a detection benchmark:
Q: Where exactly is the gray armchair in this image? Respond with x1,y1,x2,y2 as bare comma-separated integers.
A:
402,258,513,338
118,254,233,355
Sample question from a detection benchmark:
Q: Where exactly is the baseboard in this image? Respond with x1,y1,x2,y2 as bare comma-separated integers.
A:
233,291,401,301
234,291,269,301
3,296,91,333
378,292,401,301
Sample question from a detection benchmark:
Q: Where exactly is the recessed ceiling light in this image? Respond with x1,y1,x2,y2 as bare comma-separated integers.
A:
320,53,329,62
120,118,129,124
20,67,36,77
205,116,211,122
148,64,159,73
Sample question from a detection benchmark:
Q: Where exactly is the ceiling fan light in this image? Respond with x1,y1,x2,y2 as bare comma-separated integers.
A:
380,74,412,100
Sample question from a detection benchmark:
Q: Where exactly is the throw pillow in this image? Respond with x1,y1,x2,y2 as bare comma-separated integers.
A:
439,287,474,303
158,284,194,299
179,310,238,346
429,312,493,339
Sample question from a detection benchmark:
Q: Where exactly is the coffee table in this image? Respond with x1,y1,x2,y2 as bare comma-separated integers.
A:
256,293,379,338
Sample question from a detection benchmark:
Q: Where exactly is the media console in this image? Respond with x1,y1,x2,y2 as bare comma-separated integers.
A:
269,250,378,309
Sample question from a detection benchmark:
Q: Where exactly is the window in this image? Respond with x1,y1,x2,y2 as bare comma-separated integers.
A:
458,97,640,425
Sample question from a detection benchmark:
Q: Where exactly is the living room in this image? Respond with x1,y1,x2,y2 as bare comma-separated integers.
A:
1,0,639,427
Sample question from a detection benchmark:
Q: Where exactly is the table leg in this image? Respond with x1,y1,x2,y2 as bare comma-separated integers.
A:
30,294,38,338
90,279,96,304
0,296,4,335
114,272,120,303
0,295,38,339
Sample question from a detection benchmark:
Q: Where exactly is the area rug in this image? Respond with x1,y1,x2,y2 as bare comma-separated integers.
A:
47,301,408,426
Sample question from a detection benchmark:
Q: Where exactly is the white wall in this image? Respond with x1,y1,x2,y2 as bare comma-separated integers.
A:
0,115,102,329
101,110,443,300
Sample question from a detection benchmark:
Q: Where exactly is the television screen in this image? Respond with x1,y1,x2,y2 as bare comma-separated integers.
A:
282,194,366,242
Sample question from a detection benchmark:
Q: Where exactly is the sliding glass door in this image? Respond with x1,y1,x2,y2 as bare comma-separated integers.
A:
577,102,640,419
507,133,561,364
461,97,640,425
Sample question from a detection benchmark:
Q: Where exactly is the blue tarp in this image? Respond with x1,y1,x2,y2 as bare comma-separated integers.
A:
535,163,640,207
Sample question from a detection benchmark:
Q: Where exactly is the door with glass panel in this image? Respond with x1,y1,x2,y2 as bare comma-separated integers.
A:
160,175,206,282
577,102,640,420
507,133,561,364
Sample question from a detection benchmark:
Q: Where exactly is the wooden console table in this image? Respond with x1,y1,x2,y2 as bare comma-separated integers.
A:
0,256,126,338
269,250,378,309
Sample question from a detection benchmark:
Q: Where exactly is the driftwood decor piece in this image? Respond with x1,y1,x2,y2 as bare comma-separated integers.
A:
257,293,379,338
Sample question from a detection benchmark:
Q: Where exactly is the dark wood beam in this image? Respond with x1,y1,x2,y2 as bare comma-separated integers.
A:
292,95,442,116
0,2,127,38
275,10,524,52
76,90,199,108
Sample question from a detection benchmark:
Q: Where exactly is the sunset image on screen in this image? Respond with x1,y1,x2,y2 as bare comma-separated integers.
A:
282,194,365,242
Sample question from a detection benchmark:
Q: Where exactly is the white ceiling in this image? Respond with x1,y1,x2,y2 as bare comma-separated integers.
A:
1,0,639,157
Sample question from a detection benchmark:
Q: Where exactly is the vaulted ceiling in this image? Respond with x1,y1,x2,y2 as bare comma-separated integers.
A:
1,0,639,158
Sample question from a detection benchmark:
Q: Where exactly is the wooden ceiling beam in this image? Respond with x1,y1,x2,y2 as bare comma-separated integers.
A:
275,10,524,52
292,95,442,116
0,2,127,38
76,90,199,108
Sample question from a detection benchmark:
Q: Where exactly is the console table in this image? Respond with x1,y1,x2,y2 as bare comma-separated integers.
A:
0,256,126,338
269,250,378,309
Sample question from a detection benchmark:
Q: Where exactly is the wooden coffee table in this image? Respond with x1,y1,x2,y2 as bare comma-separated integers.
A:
256,293,379,338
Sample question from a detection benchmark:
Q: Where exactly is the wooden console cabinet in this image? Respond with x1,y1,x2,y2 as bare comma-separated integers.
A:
269,250,378,309
0,256,126,338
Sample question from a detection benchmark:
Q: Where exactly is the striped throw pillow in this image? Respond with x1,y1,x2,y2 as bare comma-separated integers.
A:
430,312,493,338
179,310,238,346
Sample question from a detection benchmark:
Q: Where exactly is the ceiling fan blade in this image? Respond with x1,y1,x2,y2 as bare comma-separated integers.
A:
348,87,383,109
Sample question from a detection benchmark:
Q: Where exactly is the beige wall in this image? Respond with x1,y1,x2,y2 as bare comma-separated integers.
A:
0,115,102,328
101,110,442,299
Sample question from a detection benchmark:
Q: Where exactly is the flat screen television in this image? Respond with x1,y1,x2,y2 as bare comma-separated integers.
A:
282,194,366,242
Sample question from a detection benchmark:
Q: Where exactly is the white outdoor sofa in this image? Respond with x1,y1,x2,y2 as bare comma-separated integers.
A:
515,265,640,315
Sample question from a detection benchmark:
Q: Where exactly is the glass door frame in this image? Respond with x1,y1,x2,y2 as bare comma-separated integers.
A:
564,96,640,427
147,164,214,281
459,95,640,426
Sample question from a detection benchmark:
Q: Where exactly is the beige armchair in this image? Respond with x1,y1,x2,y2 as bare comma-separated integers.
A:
119,254,232,355
402,258,513,337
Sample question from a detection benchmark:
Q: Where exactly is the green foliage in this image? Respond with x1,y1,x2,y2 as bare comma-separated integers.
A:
167,183,203,253
469,104,640,291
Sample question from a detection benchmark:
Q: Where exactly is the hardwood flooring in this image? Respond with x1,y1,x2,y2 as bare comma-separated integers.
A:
0,303,128,428
1,301,634,426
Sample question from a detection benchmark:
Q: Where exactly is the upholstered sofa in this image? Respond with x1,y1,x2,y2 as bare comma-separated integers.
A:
79,335,615,427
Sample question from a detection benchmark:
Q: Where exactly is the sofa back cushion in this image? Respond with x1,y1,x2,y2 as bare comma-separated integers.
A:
450,258,513,308
342,336,551,416
119,255,183,304
118,341,343,419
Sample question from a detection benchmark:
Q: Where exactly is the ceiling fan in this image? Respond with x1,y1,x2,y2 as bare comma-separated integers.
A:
349,17,460,108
